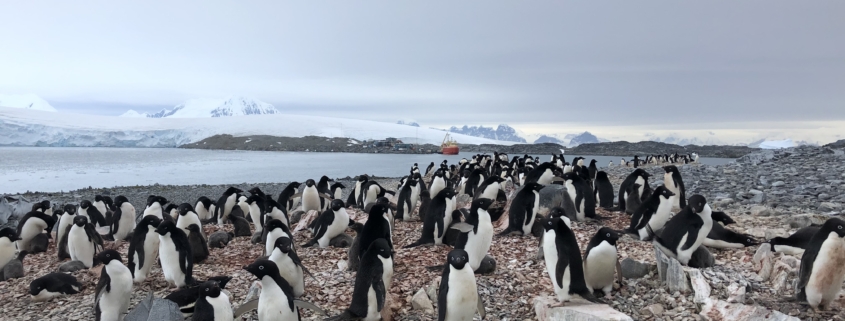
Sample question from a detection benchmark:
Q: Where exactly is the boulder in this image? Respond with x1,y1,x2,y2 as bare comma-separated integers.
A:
819,202,841,212
619,258,652,279
685,268,710,304
534,296,633,321
750,205,775,216
787,214,826,229
411,288,434,313
654,245,689,293
125,292,184,321
699,300,799,321
330,233,353,248
58,260,87,273
639,304,664,317
752,243,774,279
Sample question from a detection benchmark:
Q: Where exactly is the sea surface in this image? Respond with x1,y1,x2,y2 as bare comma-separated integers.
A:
0,147,734,193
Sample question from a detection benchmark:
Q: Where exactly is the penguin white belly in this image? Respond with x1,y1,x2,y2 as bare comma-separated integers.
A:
206,291,234,321
380,256,394,290
635,177,645,200
645,198,674,238
663,174,680,208
319,211,349,248
805,234,845,309
445,266,479,321
267,208,289,228
99,261,133,320
364,285,381,321
565,182,583,221
270,251,305,298
57,214,74,246
479,184,498,201
68,225,95,268
363,186,380,208
176,214,202,236
195,202,211,220
31,289,65,302
585,242,617,293
410,185,420,208
772,244,805,256
248,204,263,232
219,194,238,225
115,203,136,240
134,230,160,283
94,201,108,217
0,238,17,270
143,204,163,219
19,219,47,250
434,209,452,245
259,277,297,320
538,170,553,185
265,229,290,255
237,200,250,219
702,238,744,249
430,179,446,199
302,187,322,212
543,230,571,300
466,219,493,271
521,191,539,235
159,236,186,287
677,207,713,264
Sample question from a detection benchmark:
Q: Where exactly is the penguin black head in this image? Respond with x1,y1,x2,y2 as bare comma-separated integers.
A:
596,171,609,180
63,204,76,214
29,275,62,296
738,234,761,247
319,175,331,184
73,215,88,227
471,198,494,211
492,176,506,183
446,249,469,270
819,218,845,238
330,199,345,211
367,238,394,259
164,203,178,214
244,259,280,280
248,187,264,197
595,227,620,246
139,215,162,228
0,227,21,241
198,280,222,299
151,196,168,206
155,220,178,236
102,196,114,207
95,195,104,203
186,224,202,235
368,204,389,217
406,178,418,187
632,168,651,179
224,187,243,195
590,159,597,165
357,175,369,183
245,195,264,205
663,165,680,175
687,195,707,213
305,179,316,187
96,249,123,266
79,200,92,209
331,182,346,190
653,186,675,199
548,207,566,219
376,197,390,206
114,195,129,207
711,211,736,225
524,182,545,192
288,182,302,189
274,236,293,254
178,203,194,216
541,216,556,232
265,219,289,233
31,202,45,212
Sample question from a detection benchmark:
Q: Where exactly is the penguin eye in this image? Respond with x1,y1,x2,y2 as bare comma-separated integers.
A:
106,254,110,257
259,266,264,270
839,225,843,230
205,288,209,292
606,233,611,238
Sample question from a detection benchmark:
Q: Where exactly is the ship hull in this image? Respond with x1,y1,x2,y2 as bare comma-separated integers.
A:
441,146,459,155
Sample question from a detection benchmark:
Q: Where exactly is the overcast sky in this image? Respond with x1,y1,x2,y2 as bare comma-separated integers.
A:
1,1,843,143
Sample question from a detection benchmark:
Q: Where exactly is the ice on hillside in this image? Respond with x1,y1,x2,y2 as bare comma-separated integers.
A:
759,139,795,149
0,93,58,112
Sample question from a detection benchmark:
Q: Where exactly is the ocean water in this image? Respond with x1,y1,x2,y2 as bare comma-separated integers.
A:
0,147,733,193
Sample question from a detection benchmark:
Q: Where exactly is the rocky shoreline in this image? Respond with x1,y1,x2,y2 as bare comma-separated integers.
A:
1,145,844,320
568,141,759,158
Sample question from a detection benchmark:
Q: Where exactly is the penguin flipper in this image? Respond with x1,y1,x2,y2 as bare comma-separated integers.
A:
294,300,327,316
477,289,486,319
234,299,258,318
450,223,474,233
373,275,386,313
795,242,820,300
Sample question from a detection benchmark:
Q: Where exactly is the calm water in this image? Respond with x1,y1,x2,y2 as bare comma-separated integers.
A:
0,147,733,193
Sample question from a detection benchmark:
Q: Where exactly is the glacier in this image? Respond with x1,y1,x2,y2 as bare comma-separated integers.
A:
0,107,513,147
0,93,58,112
124,96,281,118
758,139,796,149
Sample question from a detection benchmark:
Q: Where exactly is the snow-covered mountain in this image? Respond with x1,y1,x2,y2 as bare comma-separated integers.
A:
396,120,420,127
121,96,280,118
449,124,527,143
0,106,515,147
0,94,57,112
568,131,601,146
533,135,565,144
649,135,731,146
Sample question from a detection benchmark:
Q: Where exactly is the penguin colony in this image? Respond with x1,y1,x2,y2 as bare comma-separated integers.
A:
2,151,845,320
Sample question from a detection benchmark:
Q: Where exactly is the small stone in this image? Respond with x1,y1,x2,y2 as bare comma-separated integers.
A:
788,214,826,228
336,260,348,271
726,283,746,303
411,288,434,313
819,202,841,212
750,205,775,216
640,303,664,316
620,258,652,279
771,181,785,187
58,260,87,273
685,268,710,304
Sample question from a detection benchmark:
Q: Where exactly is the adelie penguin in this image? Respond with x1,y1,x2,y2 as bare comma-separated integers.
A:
328,239,394,321
56,204,77,260
195,196,216,221
304,199,350,248
663,165,687,209
128,215,162,283
395,178,418,221
767,224,821,255
227,207,252,237
269,237,309,298
164,275,233,318
109,196,136,242
429,170,448,201
243,195,266,233
186,224,210,264
16,209,55,252
331,182,346,200
524,162,557,185
277,182,301,213
626,186,675,240
437,249,486,321
68,215,104,268
450,198,495,272
499,182,544,236
176,203,204,238
243,259,300,321
94,250,133,321
358,204,394,257
264,219,293,256
216,187,242,225
702,223,759,249
593,171,615,209
143,195,168,220
562,172,597,221
584,228,621,297
191,280,234,321
795,218,845,311
653,195,713,265
301,179,332,213
157,220,195,288
406,188,456,247
541,216,598,303
0,228,20,274
474,176,505,201
30,272,84,302
346,176,368,208
617,169,650,213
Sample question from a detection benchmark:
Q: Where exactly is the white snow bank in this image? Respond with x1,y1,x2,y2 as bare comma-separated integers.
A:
119,109,148,118
0,107,514,147
759,139,795,149
0,93,57,112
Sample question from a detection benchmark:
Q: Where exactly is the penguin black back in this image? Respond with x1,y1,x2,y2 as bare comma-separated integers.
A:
186,224,209,264
617,169,650,212
349,238,393,318
406,188,454,248
359,204,393,256
593,171,615,209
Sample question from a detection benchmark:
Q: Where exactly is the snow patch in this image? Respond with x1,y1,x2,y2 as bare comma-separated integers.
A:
759,139,795,149
119,109,148,118
0,94,57,112
141,96,280,118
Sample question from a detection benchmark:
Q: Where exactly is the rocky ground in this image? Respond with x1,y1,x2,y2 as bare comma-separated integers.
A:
569,141,759,158
2,145,845,320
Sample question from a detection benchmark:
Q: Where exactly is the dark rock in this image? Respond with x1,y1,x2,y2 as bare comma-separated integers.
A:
208,231,233,249
688,246,715,268
330,233,353,248
475,255,496,275
58,260,87,273
620,258,653,279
